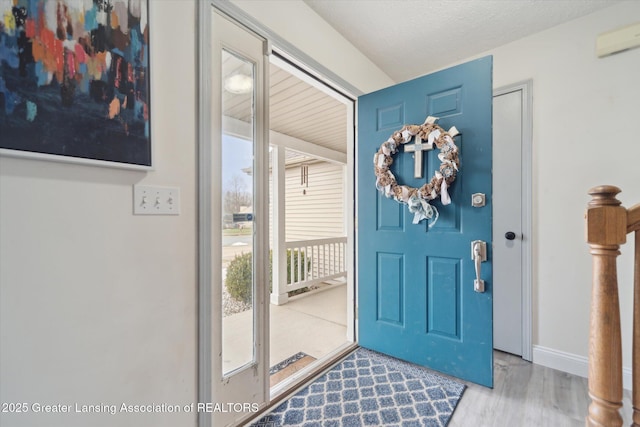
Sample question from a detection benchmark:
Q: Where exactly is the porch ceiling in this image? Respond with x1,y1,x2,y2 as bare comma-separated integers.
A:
222,54,348,155
270,63,348,154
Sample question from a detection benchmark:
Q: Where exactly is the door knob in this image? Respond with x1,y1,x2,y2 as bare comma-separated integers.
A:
505,231,516,240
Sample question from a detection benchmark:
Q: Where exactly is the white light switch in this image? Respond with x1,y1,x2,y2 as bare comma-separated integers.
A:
134,185,180,215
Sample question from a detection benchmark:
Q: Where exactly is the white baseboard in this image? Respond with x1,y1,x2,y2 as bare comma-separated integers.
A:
532,345,632,391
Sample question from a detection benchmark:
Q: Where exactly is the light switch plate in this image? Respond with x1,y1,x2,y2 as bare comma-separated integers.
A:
133,185,180,215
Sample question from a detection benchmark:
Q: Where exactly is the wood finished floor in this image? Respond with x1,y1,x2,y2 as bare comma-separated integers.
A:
448,351,633,426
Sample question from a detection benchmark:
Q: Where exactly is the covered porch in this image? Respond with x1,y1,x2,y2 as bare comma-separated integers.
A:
221,54,354,387
222,279,349,384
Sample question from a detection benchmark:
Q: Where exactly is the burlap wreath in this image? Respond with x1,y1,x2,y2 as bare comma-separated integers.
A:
373,116,460,226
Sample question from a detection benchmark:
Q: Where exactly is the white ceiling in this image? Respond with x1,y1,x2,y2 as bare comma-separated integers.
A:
304,0,621,81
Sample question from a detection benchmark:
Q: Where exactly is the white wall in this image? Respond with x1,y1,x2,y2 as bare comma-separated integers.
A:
483,1,640,375
0,2,197,426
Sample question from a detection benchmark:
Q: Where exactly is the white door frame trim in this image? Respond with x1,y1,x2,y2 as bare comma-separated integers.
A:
199,5,271,426
200,3,358,425
494,80,533,361
197,3,213,426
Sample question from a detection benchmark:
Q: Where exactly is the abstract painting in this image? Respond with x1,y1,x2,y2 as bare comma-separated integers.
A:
0,0,151,168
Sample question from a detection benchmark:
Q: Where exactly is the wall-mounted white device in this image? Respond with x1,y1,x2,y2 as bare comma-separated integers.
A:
596,21,640,57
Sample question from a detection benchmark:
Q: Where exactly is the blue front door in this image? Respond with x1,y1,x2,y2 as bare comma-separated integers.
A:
357,57,493,387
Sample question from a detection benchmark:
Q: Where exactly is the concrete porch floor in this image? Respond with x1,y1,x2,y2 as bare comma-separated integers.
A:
222,282,349,375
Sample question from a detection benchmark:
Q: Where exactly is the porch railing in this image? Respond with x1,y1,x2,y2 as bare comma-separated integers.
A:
271,237,347,305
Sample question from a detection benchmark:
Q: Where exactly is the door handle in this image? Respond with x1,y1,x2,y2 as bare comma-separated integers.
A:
471,240,487,293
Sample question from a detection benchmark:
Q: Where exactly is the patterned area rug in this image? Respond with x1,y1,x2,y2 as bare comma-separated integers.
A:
251,348,465,427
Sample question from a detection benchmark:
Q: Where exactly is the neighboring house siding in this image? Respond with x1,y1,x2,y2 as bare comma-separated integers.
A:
268,159,345,246
286,161,344,241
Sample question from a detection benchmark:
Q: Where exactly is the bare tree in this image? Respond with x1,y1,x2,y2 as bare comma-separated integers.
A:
224,175,252,215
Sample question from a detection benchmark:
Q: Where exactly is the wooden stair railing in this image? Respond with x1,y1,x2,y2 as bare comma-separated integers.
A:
586,185,640,427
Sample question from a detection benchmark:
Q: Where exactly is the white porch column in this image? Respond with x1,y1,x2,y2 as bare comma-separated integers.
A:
270,145,288,305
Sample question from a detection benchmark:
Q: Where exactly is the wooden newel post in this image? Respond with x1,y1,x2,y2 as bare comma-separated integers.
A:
586,185,627,427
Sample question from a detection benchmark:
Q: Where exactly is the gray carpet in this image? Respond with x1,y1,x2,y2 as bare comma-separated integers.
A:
251,347,466,427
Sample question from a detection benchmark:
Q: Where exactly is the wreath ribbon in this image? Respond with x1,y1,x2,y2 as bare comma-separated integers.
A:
373,116,460,228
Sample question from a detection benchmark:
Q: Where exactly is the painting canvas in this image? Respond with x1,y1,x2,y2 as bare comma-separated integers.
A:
0,0,151,168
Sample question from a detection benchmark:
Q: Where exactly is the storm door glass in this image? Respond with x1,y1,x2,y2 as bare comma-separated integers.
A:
221,49,256,375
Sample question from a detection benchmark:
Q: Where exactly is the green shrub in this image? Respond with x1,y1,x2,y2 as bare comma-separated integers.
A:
225,250,311,303
225,252,253,303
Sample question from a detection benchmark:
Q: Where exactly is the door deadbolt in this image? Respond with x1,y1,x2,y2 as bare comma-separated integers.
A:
471,193,486,208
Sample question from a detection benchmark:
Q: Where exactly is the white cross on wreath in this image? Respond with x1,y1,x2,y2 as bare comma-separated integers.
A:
403,134,434,179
